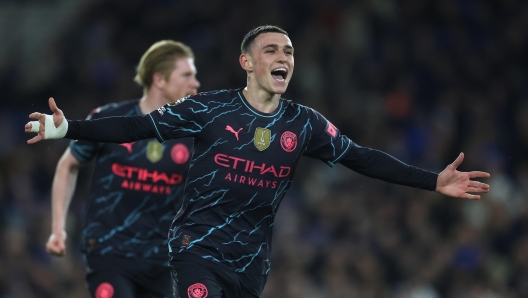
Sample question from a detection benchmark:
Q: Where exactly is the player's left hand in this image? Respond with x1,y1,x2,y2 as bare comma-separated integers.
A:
436,152,490,199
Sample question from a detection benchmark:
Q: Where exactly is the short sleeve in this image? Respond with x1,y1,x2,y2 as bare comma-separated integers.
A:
69,108,104,163
147,95,206,142
303,109,352,166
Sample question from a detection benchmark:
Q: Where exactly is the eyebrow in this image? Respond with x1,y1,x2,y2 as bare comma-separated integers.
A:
262,44,294,51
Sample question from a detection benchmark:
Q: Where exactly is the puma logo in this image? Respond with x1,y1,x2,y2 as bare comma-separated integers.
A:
225,125,243,140
119,142,135,153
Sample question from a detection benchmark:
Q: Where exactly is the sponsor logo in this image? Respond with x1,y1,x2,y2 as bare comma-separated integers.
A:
146,141,163,163
214,153,292,189
157,106,166,115
119,142,135,153
182,235,191,246
225,125,243,140
224,173,277,188
111,163,183,194
254,127,271,151
188,283,208,298
280,131,297,152
95,282,114,298
326,121,338,138
171,143,190,164
214,154,290,177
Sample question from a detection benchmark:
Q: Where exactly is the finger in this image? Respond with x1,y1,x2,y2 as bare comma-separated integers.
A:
462,193,480,200
27,135,42,144
46,245,65,256
28,112,43,120
469,181,490,190
25,121,40,133
468,187,488,193
469,171,491,178
49,97,60,114
451,152,464,169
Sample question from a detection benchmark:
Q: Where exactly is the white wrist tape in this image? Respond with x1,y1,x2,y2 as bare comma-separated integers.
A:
29,115,68,139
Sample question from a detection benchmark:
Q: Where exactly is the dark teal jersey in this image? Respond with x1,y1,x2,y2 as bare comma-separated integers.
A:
71,99,192,261
148,89,352,274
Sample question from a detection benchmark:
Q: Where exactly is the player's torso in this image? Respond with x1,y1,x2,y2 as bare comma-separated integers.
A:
172,90,314,273
185,92,310,212
79,100,192,259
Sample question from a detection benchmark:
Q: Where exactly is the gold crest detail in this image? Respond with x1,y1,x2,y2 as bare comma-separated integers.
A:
254,127,271,151
146,141,163,163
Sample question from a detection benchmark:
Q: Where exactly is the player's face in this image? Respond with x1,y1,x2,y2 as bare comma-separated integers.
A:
161,57,200,102
248,32,294,95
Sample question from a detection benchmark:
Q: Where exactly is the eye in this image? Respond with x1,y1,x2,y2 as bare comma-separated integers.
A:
266,49,275,54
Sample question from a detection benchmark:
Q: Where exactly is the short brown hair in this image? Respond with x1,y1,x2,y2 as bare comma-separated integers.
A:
241,25,288,54
134,40,194,91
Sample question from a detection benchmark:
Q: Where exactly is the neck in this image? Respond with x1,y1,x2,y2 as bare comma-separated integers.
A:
242,85,281,114
138,89,169,115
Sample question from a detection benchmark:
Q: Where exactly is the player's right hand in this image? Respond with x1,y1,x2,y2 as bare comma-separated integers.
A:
25,97,66,144
46,230,67,257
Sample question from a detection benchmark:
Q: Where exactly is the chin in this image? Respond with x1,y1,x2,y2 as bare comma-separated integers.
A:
272,84,289,95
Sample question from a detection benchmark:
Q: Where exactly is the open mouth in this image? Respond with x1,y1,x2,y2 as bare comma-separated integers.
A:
271,68,288,82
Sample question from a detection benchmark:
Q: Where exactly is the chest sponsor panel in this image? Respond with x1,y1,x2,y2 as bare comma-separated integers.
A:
111,163,184,194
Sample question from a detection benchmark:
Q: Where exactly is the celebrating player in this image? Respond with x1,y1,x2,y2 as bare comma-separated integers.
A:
43,40,199,298
26,26,489,298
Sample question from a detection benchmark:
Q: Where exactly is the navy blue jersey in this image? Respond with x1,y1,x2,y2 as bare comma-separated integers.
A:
148,89,351,274
71,99,192,261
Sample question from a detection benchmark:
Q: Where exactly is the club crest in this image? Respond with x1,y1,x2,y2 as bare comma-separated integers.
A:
171,143,190,164
188,283,208,298
254,127,271,151
146,141,163,163
280,131,297,152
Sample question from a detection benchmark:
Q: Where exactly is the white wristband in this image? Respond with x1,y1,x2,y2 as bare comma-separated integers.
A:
29,115,68,139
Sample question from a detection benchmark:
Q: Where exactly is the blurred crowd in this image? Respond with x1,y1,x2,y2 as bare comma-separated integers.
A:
1,0,527,297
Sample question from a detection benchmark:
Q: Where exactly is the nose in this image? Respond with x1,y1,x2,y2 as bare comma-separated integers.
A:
277,49,289,63
192,77,200,89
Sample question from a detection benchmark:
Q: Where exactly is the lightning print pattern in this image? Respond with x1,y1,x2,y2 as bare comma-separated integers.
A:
71,99,192,261
149,89,352,274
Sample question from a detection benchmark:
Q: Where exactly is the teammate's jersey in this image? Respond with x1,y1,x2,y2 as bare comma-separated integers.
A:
148,89,351,274
71,99,192,261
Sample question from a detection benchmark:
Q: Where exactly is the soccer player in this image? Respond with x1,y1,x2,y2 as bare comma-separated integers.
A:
43,40,199,298
26,26,489,298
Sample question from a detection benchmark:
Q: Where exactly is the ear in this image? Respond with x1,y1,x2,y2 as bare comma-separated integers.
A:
239,53,253,71
152,72,166,89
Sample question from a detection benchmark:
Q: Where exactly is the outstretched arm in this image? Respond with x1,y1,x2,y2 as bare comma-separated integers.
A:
436,152,490,199
339,144,489,199
26,98,156,143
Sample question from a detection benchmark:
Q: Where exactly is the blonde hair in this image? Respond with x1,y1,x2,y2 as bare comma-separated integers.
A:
134,40,194,92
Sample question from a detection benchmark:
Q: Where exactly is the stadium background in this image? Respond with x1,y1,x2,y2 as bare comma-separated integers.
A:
0,0,527,297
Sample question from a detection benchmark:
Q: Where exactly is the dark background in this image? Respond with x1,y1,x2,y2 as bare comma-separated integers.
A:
0,0,527,297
